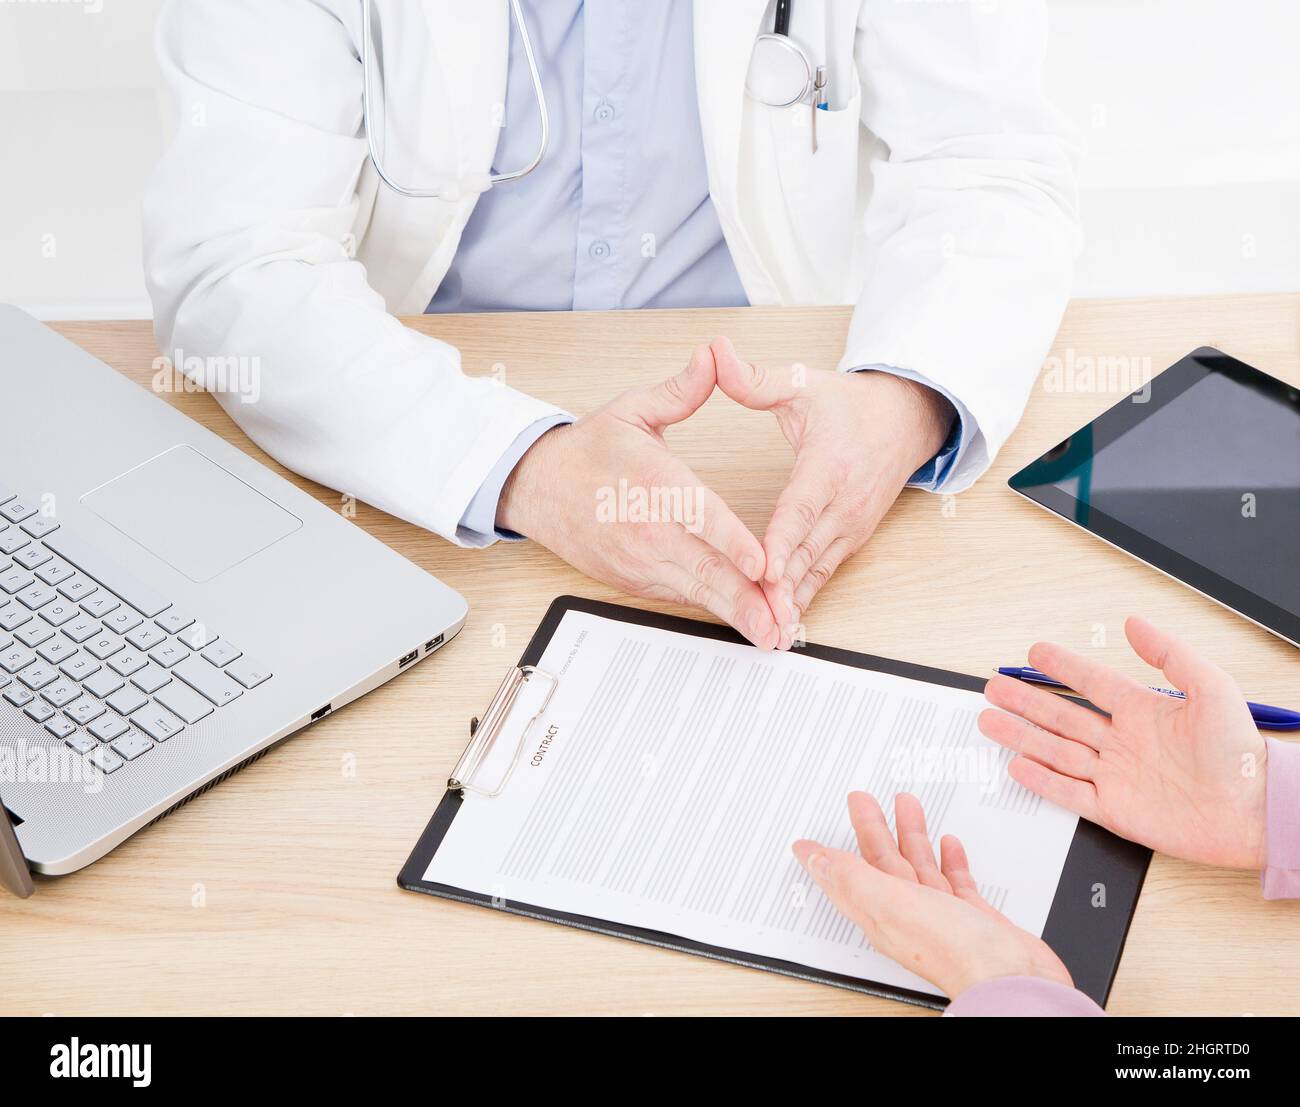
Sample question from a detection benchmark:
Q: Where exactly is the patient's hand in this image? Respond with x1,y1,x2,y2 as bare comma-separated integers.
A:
498,345,780,649
712,338,954,649
794,792,1071,997
981,616,1268,870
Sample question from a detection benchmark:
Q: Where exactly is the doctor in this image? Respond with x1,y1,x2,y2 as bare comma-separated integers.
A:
143,0,1079,648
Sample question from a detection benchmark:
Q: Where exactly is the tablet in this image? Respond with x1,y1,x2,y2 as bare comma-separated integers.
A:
1010,347,1300,646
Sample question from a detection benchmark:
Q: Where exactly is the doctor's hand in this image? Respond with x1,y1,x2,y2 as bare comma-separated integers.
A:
711,338,955,648
980,617,1268,870
794,792,1071,998
497,345,780,649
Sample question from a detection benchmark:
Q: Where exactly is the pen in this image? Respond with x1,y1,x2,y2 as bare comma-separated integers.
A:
996,665,1300,731
811,66,826,154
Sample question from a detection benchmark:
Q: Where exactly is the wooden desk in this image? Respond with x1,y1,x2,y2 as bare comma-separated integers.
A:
3,295,1297,1016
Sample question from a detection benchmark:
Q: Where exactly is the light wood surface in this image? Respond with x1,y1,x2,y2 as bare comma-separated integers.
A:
3,295,1298,1016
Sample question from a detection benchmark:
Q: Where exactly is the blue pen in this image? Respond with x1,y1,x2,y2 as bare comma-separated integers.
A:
996,665,1300,732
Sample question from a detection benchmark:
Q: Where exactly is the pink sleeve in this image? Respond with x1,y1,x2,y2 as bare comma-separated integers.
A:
943,976,1105,1017
1263,737,1300,900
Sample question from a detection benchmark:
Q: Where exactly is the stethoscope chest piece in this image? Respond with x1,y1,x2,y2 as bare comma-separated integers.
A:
745,32,814,107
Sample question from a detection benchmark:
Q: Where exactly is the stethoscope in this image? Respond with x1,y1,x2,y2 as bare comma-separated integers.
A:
744,0,823,109
360,0,818,199
360,0,549,199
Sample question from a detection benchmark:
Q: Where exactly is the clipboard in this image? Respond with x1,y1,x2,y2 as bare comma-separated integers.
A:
399,595,1151,1011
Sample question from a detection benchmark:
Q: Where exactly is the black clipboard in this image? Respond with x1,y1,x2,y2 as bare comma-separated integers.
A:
399,596,1150,1011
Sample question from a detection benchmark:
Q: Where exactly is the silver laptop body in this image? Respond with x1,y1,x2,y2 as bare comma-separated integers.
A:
0,306,467,878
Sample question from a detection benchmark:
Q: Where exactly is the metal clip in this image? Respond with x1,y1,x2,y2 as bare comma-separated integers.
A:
449,665,558,798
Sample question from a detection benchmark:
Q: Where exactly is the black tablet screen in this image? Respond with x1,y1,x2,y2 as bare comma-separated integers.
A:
1011,349,1300,642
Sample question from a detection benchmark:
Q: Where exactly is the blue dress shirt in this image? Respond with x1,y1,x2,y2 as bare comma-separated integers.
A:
432,0,963,543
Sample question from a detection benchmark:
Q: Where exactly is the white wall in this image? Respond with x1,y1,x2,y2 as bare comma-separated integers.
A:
1046,0,1300,297
0,0,166,319
1,0,1298,318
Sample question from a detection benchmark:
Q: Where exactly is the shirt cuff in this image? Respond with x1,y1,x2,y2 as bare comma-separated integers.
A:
456,414,573,546
846,364,969,492
1262,737,1300,899
944,976,1105,1017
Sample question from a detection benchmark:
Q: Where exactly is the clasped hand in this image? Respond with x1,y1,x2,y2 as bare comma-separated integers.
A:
498,338,954,646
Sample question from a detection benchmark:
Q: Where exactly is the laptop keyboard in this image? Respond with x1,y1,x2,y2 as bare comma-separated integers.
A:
0,484,272,777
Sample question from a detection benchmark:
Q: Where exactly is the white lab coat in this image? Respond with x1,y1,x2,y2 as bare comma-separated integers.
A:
143,0,1080,546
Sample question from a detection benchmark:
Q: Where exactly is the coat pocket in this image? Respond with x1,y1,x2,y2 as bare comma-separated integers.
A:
738,85,864,305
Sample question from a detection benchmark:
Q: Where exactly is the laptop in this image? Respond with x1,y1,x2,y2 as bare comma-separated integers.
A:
0,306,467,891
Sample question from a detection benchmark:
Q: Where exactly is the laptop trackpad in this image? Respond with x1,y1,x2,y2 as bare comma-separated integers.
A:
83,445,302,583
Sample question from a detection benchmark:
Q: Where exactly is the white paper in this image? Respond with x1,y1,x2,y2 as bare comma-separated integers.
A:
426,611,1079,997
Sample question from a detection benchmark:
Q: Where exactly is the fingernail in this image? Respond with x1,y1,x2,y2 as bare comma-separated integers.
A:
805,852,829,879
740,555,758,581
769,557,785,583
744,611,763,642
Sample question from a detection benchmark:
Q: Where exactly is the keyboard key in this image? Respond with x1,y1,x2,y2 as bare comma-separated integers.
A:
223,654,271,689
125,622,166,651
85,632,125,660
177,623,216,650
14,622,53,648
82,668,124,699
110,731,153,761
155,609,194,635
46,715,79,740
0,604,30,632
36,638,77,665
154,679,214,724
89,713,130,743
41,679,81,708
21,516,58,539
130,665,171,695
18,664,57,690
57,576,96,602
62,729,95,753
102,608,143,635
16,583,55,610
62,614,100,643
86,746,123,774
0,487,11,505
173,654,243,707
65,697,105,726
35,560,74,586
3,685,33,707
0,646,34,673
23,699,54,722
59,654,100,681
107,649,147,678
0,569,33,594
131,703,184,742
0,532,28,556
40,599,78,627
0,499,35,524
43,530,172,619
106,685,148,716
13,545,50,570
148,640,189,668
81,594,120,619
202,640,242,667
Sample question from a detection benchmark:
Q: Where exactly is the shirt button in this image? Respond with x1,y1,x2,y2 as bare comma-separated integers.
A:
588,240,611,260
594,100,615,123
